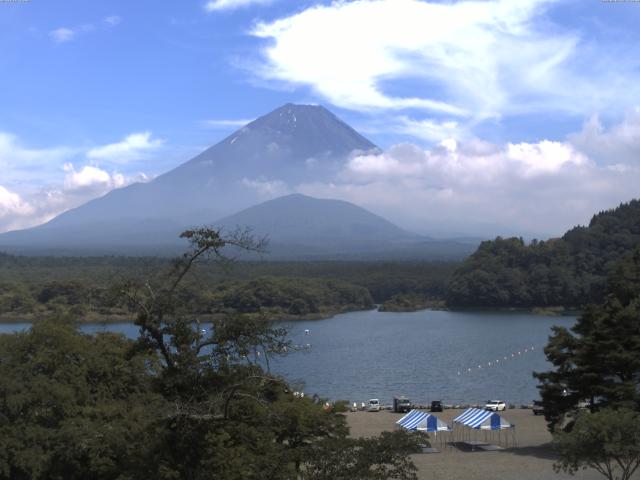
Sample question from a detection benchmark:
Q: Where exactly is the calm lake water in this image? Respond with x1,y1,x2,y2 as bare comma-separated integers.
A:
0,309,575,406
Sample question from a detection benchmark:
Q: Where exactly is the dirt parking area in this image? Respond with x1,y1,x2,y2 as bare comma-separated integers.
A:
346,409,618,480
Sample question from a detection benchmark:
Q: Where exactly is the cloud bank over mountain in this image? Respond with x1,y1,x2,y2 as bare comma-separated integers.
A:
289,110,640,237
1,105,640,238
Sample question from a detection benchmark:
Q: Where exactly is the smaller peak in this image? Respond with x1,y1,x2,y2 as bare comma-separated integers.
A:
284,192,312,199
272,193,314,202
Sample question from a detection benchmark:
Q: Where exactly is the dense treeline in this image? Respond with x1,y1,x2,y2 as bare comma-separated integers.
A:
0,254,456,321
534,247,640,479
212,277,374,317
446,200,640,308
0,276,372,322
378,293,445,312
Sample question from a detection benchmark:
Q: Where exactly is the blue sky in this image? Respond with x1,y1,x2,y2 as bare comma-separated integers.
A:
1,0,640,237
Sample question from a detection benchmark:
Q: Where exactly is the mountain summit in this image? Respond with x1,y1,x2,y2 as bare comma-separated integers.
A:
166,103,377,188
0,104,381,253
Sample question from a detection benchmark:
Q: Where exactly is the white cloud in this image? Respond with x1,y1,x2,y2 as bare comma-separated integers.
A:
104,15,122,27
241,177,290,197
205,0,273,12
569,108,640,166
62,164,125,192
342,138,588,182
0,186,37,234
87,132,163,163
0,131,153,233
506,140,588,176
49,28,75,43
393,117,467,142
251,0,640,122
49,16,121,44
0,186,34,217
295,135,636,238
0,132,75,186
201,118,254,128
0,166,149,234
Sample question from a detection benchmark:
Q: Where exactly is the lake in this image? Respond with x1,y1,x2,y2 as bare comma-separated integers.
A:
0,309,575,406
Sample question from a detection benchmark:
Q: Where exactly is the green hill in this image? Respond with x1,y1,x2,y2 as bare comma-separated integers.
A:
446,199,640,308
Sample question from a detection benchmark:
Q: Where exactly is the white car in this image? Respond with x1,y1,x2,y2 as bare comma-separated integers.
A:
485,400,506,411
367,399,381,412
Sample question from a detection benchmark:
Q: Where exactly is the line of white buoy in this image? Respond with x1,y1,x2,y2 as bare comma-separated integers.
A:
457,346,536,376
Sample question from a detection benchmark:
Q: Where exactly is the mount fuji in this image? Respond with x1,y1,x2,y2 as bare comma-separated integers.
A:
0,104,475,258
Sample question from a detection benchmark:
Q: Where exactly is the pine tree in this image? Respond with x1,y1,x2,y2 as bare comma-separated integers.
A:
534,247,640,431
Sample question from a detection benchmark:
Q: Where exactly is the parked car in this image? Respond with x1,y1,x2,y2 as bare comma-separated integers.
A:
367,399,381,412
430,400,443,412
485,400,506,411
532,400,544,416
393,396,411,413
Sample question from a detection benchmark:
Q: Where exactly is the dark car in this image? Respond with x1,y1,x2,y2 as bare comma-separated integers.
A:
532,400,544,416
430,400,443,412
393,396,411,413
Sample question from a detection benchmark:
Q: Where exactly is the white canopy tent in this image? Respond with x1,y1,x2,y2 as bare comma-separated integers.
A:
453,408,516,449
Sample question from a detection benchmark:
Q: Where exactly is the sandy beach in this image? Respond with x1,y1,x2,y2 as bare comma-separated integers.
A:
346,408,620,480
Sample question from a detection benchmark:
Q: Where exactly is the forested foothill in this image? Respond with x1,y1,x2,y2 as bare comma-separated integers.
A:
0,253,456,322
446,200,640,309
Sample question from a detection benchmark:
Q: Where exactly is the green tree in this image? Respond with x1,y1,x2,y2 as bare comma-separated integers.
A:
0,317,164,480
447,200,640,308
120,227,420,479
554,408,640,480
303,430,421,480
534,247,640,431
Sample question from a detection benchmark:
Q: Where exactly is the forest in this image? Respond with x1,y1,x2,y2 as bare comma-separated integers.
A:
0,253,456,322
2,199,640,322
446,200,640,308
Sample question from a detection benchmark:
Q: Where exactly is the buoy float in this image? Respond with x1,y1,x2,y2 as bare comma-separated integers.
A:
459,344,540,376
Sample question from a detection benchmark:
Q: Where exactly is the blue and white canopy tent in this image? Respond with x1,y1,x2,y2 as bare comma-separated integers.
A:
453,408,516,448
396,410,453,449
397,409,452,433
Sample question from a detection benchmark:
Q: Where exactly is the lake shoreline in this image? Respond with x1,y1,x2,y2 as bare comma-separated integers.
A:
0,305,377,325
0,304,580,324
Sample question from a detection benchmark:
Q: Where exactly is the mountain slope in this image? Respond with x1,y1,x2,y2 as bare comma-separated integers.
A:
0,104,378,253
214,194,476,260
446,199,640,307
215,193,417,255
